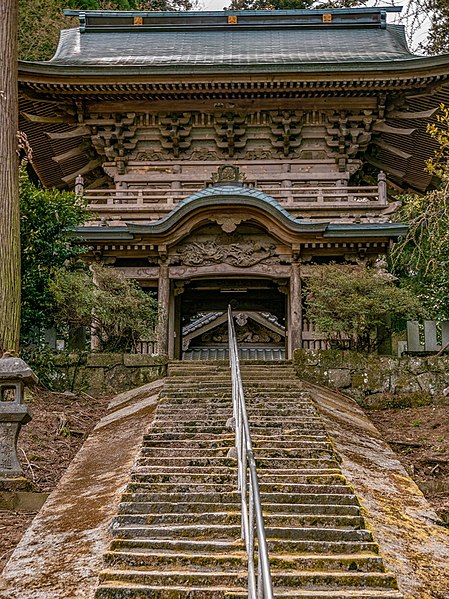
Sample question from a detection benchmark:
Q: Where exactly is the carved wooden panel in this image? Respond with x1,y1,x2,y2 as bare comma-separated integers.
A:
75,107,382,180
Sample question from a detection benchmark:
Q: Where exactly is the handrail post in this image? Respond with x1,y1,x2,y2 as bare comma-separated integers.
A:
228,305,274,599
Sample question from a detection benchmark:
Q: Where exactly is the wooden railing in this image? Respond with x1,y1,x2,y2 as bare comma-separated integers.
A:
83,184,383,209
78,167,388,215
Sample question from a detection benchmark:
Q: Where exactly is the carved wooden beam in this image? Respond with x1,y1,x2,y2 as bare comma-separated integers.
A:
21,112,68,124
372,122,416,135
61,160,101,184
46,125,90,140
52,143,89,164
372,139,412,160
387,107,438,120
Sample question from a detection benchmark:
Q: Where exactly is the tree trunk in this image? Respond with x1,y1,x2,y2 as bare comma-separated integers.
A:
0,0,20,353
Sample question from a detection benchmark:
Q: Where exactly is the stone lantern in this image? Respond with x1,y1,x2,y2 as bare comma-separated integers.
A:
0,357,37,482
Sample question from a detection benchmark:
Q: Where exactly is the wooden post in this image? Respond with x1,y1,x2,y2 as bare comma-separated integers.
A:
168,286,175,359
157,261,170,356
0,0,20,352
289,261,302,357
378,170,387,204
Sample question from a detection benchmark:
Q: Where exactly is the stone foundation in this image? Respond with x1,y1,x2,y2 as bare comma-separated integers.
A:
54,354,168,395
293,349,449,409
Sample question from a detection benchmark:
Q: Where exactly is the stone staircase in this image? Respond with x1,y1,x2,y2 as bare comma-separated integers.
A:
95,361,404,598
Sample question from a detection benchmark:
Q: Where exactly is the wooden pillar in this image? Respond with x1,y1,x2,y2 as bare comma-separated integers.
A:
0,0,20,352
157,261,170,356
172,283,185,360
168,284,175,359
90,264,101,351
289,261,302,357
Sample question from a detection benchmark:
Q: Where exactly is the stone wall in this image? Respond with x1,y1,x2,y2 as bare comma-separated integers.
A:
54,353,168,395
293,349,449,409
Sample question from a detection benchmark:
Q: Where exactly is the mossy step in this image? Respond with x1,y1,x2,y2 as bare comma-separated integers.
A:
125,483,354,495
120,492,241,505
158,397,310,406
95,583,247,599
129,472,345,485
110,538,244,553
103,549,246,570
264,503,360,516
161,384,302,391
119,501,241,515
98,569,397,589
141,438,328,448
150,418,322,428
230,590,404,598
155,408,316,418
125,483,239,494
135,458,339,469
111,524,372,542
140,444,333,456
139,447,335,459
264,527,373,542
153,418,320,428
113,513,365,529
120,492,358,507
119,501,359,517
113,512,241,526
118,501,359,517
96,586,403,599
142,433,236,442
145,427,325,436
111,538,380,556
103,550,385,573
128,473,236,485
141,435,328,445
263,514,365,529
136,462,237,472
127,478,350,492
110,523,241,540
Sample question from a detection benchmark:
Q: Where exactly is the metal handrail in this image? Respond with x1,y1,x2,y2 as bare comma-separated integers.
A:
227,305,274,599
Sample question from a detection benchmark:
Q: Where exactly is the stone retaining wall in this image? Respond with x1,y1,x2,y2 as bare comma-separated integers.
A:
54,353,168,395
293,349,449,409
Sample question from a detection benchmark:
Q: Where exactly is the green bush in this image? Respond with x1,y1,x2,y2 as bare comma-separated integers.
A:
304,264,424,352
50,265,159,353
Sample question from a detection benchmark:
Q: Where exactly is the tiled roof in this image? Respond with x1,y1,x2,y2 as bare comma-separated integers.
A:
48,23,413,69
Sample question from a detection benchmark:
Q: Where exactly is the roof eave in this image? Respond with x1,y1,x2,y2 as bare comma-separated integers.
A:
18,55,449,82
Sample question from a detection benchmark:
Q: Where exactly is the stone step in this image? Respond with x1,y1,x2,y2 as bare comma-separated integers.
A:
125,482,356,495
159,390,307,399
146,424,325,435
96,585,403,599
95,582,247,598
141,438,329,449
161,384,303,392
128,473,345,487
140,447,335,459
120,492,359,507
113,513,365,529
103,549,385,573
160,391,303,399
158,398,311,407
110,537,380,556
232,591,404,599
155,407,317,418
118,502,360,517
150,417,322,426
98,569,397,590
135,458,340,470
111,524,372,542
